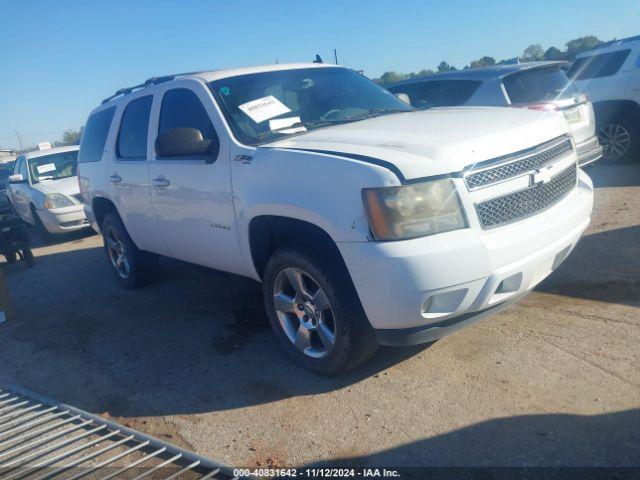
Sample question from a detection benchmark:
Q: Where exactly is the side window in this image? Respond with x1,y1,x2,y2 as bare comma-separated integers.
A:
157,88,219,159
13,158,23,175
117,96,152,160
19,159,28,178
79,106,116,163
568,50,631,80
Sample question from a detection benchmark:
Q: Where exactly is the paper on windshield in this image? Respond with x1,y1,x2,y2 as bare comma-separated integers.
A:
36,163,56,174
268,116,307,134
239,95,291,123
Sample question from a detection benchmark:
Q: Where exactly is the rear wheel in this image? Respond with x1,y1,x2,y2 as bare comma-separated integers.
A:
101,213,158,288
263,247,378,375
597,118,639,162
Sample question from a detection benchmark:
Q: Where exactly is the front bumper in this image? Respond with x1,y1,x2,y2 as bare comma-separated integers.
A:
576,135,603,167
338,170,593,343
37,205,89,234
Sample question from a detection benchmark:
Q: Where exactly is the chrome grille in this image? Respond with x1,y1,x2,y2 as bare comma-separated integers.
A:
465,138,573,190
475,165,577,229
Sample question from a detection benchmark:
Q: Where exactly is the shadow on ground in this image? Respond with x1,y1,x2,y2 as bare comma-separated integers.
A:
303,409,640,470
537,225,639,307
587,159,640,188
0,238,431,417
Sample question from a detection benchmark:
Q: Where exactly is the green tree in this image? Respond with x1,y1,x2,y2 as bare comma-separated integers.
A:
469,56,496,69
437,61,455,72
544,46,564,61
374,71,408,86
565,36,603,60
522,44,545,61
54,128,82,147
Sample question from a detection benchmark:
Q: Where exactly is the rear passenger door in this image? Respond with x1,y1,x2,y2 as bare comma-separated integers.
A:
147,81,243,273
109,94,169,255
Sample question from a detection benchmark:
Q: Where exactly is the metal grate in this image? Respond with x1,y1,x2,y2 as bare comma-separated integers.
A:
475,165,577,229
465,139,573,190
0,384,241,480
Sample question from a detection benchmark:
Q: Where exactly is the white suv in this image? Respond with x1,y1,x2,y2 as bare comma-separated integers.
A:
569,35,640,161
79,64,593,375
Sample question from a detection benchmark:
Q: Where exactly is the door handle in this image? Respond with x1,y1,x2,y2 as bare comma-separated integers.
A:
152,177,170,187
109,174,122,183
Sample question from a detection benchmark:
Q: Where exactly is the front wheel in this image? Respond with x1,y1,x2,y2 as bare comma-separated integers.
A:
263,248,378,375
101,213,158,289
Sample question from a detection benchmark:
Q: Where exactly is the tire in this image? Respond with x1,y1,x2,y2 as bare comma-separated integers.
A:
22,249,35,267
262,247,378,375
597,117,639,162
4,252,17,264
101,213,158,289
30,205,55,243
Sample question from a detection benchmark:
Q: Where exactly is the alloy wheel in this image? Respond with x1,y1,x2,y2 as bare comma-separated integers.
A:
598,123,631,160
106,227,130,279
272,267,337,358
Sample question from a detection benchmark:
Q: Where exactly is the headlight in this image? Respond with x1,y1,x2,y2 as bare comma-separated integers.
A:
362,179,467,241
43,193,74,209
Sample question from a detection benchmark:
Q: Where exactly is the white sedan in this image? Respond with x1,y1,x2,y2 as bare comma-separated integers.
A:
8,145,89,239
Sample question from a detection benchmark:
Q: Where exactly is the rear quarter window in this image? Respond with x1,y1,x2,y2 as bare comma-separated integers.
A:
79,106,116,163
568,50,631,80
389,80,482,108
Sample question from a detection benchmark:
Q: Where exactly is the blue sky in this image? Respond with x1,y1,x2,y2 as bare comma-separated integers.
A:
1,0,638,149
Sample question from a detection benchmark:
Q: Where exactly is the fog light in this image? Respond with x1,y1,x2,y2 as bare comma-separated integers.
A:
421,289,468,319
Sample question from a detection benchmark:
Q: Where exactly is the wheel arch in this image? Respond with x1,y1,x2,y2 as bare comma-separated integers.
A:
92,196,120,230
592,100,640,125
248,215,349,280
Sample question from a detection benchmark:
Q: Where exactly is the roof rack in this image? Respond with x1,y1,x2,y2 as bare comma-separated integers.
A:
101,70,210,104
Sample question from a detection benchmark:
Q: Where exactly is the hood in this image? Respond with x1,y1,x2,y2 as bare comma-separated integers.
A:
268,107,569,180
32,176,80,196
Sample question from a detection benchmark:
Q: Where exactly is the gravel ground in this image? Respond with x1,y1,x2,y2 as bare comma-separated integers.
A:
0,160,638,469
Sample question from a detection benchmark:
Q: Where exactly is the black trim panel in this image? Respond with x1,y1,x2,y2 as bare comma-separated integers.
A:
269,147,463,185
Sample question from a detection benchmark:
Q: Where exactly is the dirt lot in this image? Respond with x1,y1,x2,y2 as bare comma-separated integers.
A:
0,161,638,469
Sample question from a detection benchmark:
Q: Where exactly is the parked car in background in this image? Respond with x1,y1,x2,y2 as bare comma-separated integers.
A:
0,162,16,210
388,62,603,167
80,63,592,375
7,145,89,240
568,35,640,162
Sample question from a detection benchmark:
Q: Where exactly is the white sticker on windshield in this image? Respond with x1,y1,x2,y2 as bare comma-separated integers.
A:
238,95,291,123
36,163,56,174
268,116,307,134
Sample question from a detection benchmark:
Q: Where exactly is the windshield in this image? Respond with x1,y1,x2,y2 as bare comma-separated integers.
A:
502,66,577,104
28,150,78,183
209,67,413,146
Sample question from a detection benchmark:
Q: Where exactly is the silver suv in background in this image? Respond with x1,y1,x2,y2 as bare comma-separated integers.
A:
568,35,640,162
388,62,603,167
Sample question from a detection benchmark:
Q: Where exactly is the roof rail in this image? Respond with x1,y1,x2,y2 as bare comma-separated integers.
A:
100,70,211,104
596,34,640,49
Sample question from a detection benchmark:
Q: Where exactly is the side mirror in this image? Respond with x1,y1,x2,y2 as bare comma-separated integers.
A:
8,174,25,184
155,127,218,161
395,93,412,105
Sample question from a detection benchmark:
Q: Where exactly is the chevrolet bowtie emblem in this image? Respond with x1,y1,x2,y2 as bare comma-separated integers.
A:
531,167,553,185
